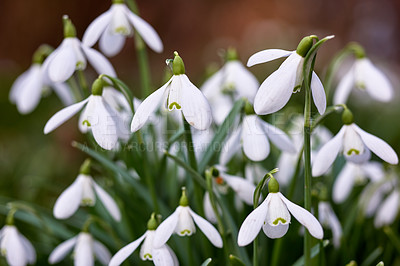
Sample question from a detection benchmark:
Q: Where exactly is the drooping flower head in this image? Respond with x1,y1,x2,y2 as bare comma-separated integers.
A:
131,52,212,132
238,176,323,246
109,213,179,266
248,35,333,115
53,159,121,221
48,232,111,266
82,0,163,57
9,45,74,114
312,108,398,176
201,48,259,124
153,188,223,249
334,44,393,104
43,15,116,84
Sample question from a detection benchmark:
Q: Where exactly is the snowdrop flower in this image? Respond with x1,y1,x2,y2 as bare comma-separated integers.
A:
10,45,74,114
0,225,36,266
44,78,123,150
312,109,398,176
333,47,393,104
109,214,178,266
333,161,384,203
247,35,333,115
201,48,259,124
49,232,111,266
44,16,116,83
318,201,342,248
374,188,400,228
238,178,323,244
220,104,296,164
131,52,212,132
153,188,223,248
82,0,163,57
53,159,121,221
238,176,323,245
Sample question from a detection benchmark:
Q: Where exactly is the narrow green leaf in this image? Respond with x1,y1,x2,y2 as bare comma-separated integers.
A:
360,246,383,266
229,254,246,266
198,98,245,173
253,168,278,208
293,240,329,266
101,74,135,113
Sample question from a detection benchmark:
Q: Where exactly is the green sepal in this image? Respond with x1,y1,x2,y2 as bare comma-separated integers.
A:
244,100,255,115
112,0,124,4
268,176,280,193
179,187,189,206
63,15,76,38
173,51,185,75
147,213,158,230
79,158,91,175
296,36,314,57
91,78,104,96
32,45,53,65
226,47,239,61
342,108,354,125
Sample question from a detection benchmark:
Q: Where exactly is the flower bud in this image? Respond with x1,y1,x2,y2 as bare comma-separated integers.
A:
79,159,91,175
268,176,280,193
211,167,220,178
296,36,313,58
63,15,76,38
173,51,185,75
147,213,159,230
342,108,354,125
91,78,104,96
179,187,189,206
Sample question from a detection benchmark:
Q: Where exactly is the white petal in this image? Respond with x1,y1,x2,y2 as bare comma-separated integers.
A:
153,246,176,266
10,66,32,103
174,207,196,236
51,82,75,106
242,115,270,161
18,233,36,264
131,80,170,132
262,223,289,239
74,233,94,266
333,162,356,203
266,193,291,226
333,70,354,105
200,68,224,99
352,124,398,165
48,236,77,264
123,5,163,53
139,230,154,260
342,125,367,162
262,121,296,153
253,53,301,115
247,49,293,67
189,208,223,248
87,96,119,150
81,45,116,77
279,192,323,239
203,192,217,224
310,72,326,115
312,126,345,176
153,208,180,249
4,226,28,266
180,75,212,130
44,97,90,134
359,58,393,102
16,65,43,114
109,232,147,266
93,240,111,265
99,26,126,57
48,39,77,83
219,126,242,165
53,176,84,219
275,152,297,186
82,9,112,47
237,196,270,246
166,245,179,266
223,174,255,205
93,181,121,221
374,190,400,228
362,161,385,183
226,61,259,101
318,202,342,248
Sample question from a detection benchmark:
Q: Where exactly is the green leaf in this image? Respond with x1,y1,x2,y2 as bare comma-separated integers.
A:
198,98,245,172
253,168,278,208
101,74,135,113
293,240,329,266
201,258,212,266
229,254,246,266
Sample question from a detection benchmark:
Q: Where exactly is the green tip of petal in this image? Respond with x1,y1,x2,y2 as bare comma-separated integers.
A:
63,15,77,38
179,187,189,206
91,78,104,96
268,176,280,193
147,213,159,230
79,159,91,175
296,36,314,57
342,108,354,125
173,51,185,75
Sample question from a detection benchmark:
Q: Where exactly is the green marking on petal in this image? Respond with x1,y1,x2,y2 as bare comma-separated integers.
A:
356,82,366,90
293,85,301,93
76,61,84,69
1,248,6,256
347,149,360,155
81,198,94,206
144,253,152,260
180,229,191,235
115,26,130,35
169,102,181,110
82,120,91,127
273,218,287,225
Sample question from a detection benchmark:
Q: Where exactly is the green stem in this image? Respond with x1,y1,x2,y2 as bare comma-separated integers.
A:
67,77,83,102
253,236,258,266
77,69,89,97
288,146,304,200
6,208,17,225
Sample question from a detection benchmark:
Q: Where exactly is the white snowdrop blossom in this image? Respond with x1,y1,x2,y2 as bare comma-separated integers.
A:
318,201,342,248
44,16,116,84
0,225,36,266
201,57,259,124
153,190,223,248
131,53,212,132
44,80,124,150
333,58,393,104
333,161,384,203
10,63,74,114
247,36,333,115
374,189,400,228
220,114,296,164
48,232,111,266
109,214,178,266
238,177,323,246
53,174,121,221
82,1,163,57
238,177,323,245
312,123,398,177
